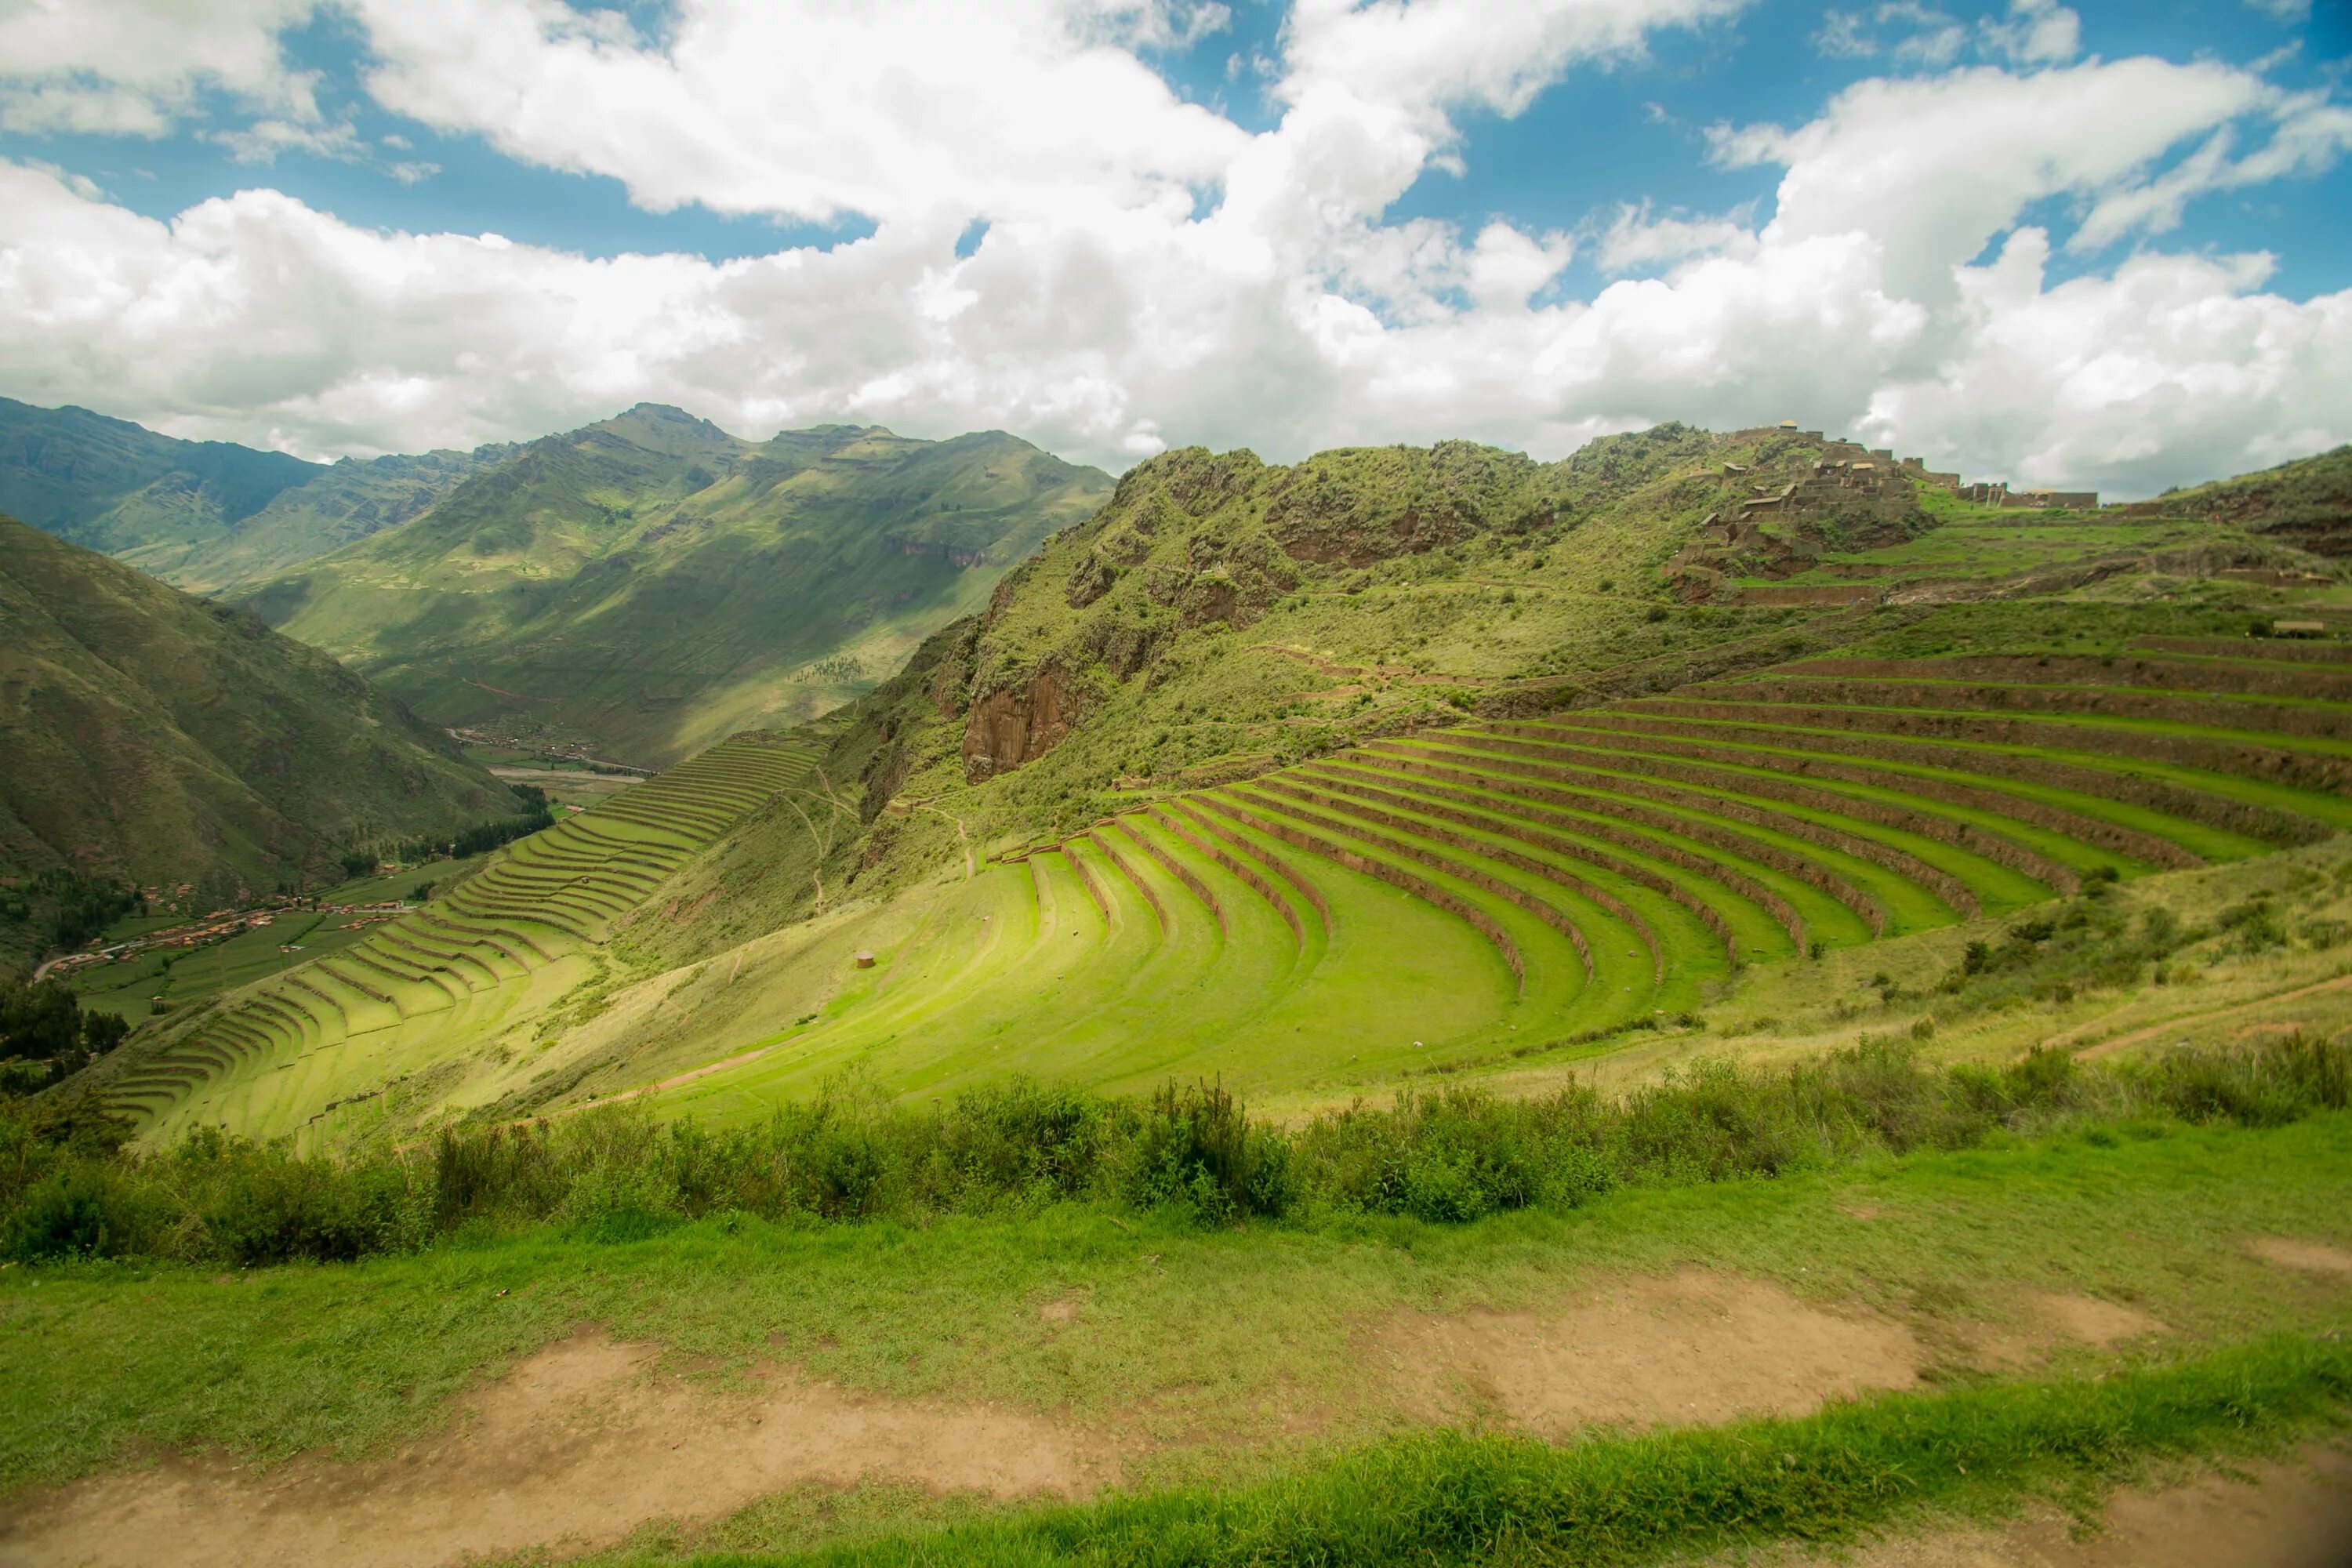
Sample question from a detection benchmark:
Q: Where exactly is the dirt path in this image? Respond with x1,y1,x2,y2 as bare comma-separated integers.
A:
3,1265,2338,1566
1772,1446,2352,1567
2068,973,2352,1061
0,1333,1093,1568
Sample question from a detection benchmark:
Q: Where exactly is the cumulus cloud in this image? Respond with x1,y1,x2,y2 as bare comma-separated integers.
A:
349,0,1248,224
0,4,2347,499
0,0,321,135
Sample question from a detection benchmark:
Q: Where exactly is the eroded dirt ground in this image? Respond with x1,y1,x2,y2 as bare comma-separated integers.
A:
2,1254,2347,1567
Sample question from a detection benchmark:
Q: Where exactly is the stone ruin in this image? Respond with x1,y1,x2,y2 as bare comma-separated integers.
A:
1953,479,2100,511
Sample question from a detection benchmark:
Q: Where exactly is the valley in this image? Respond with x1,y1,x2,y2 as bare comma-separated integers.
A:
8,418,2352,1568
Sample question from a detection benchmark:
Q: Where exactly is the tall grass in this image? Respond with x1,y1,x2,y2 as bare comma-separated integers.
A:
7,1031,2347,1265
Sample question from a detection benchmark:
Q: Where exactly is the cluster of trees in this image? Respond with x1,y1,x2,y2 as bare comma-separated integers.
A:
0,870,143,953
337,786,555,882
0,979,130,1093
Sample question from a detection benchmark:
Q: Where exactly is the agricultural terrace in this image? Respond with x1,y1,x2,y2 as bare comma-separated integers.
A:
96,735,819,1142
648,630,2352,1120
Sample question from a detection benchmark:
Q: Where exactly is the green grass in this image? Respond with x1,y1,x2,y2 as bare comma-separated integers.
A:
5,1112,2350,1521
680,1335,2352,1566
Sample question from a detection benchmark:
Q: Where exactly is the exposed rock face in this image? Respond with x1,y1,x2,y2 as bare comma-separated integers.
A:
962,665,1084,782
1265,496,1472,568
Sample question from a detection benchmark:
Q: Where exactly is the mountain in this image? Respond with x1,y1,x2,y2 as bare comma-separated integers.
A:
0,397,317,561
0,515,521,957
0,397,510,593
139,446,517,593
242,405,1115,767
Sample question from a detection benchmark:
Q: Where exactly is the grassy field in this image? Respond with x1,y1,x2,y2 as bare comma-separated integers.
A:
4,1106,2350,1559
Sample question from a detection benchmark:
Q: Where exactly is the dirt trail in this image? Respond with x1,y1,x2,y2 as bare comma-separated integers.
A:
0,1334,1092,1568
2067,973,2352,1061
1771,1446,2352,1567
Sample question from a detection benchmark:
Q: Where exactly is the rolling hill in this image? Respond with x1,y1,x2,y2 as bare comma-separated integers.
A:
2124,442,2352,558
0,396,508,592
81,422,2349,1146
0,515,521,971
241,405,1114,768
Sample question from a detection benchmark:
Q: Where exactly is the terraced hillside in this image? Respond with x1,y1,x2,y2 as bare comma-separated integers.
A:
74,426,2351,1146
93,735,819,1142
614,622,2350,1123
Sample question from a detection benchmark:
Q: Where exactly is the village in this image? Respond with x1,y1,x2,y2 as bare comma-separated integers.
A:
34,891,414,985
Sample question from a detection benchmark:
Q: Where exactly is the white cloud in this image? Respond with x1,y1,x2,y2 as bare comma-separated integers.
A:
0,0,321,136
1810,4,1966,69
2244,0,2310,20
1596,202,1762,272
1713,61,2282,300
1979,0,2079,66
348,0,1249,225
1859,228,2351,492
0,8,2347,503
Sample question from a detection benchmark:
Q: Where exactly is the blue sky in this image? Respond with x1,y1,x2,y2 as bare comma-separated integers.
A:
1,0,2348,495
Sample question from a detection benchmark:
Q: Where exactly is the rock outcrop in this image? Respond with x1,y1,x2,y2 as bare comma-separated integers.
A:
962,665,1085,783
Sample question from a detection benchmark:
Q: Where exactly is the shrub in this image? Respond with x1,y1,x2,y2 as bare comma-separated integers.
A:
5,1033,2347,1264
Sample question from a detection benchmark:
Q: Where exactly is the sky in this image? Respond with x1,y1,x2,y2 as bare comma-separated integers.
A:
1,0,2349,499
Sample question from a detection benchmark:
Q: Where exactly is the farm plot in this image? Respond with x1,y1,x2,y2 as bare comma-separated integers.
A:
100,735,821,1142
646,636,2350,1118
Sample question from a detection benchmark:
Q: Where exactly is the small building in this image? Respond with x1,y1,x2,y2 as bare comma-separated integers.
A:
853,950,877,968
2273,621,2327,639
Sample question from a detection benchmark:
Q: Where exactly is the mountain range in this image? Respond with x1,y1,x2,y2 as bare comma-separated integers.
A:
0,396,511,593
242,405,1113,767
2,397,1114,768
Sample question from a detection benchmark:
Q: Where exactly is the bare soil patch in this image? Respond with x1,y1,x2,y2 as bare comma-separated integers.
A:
1377,1269,1922,1436
2031,1293,2165,1347
0,1331,1093,1568
2252,1237,2352,1276
1769,1445,2352,1567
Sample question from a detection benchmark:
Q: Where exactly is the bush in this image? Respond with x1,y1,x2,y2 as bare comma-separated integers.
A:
5,1032,2347,1265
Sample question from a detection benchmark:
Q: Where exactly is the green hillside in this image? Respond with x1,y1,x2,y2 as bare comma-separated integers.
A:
136,446,513,592
242,405,1113,768
99,734,819,1142
0,397,317,560
0,396,506,592
0,515,521,971
2125,442,2352,557
79,423,2350,1149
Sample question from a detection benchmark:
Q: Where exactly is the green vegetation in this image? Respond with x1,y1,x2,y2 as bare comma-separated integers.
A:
85,735,824,1143
10,411,2352,1563
13,1031,2346,1265
0,514,520,975
59,423,2350,1155
675,1336,2352,1567
0,980,128,1092
2141,441,2352,557
3,1103,2350,1551
245,405,1112,767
